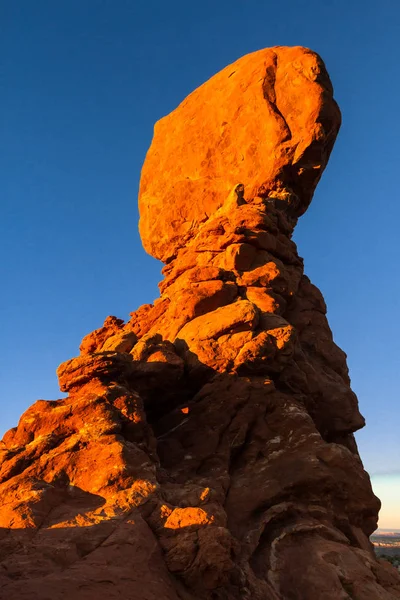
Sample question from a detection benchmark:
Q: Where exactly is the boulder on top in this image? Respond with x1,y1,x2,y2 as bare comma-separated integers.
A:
139,46,341,262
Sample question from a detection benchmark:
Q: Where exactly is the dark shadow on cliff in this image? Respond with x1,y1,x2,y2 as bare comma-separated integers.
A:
0,341,395,600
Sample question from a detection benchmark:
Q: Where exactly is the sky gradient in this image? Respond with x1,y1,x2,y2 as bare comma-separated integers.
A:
2,1,399,528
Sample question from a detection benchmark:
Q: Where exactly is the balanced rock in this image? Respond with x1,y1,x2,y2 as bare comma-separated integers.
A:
139,46,341,262
1,46,399,600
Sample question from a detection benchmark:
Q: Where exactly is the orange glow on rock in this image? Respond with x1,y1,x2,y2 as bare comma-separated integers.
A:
164,507,214,530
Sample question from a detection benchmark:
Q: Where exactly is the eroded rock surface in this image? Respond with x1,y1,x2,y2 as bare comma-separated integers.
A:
139,46,341,262
1,46,399,600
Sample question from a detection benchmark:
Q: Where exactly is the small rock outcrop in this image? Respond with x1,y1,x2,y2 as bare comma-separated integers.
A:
1,46,399,600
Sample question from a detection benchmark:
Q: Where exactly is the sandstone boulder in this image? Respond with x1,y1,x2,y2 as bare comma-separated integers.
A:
139,46,341,261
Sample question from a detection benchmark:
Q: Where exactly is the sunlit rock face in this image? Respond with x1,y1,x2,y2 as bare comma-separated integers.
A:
139,46,341,262
1,46,400,600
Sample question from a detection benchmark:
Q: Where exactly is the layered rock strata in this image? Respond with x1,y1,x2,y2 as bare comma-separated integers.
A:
1,46,399,600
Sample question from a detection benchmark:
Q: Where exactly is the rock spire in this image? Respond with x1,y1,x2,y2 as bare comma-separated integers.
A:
1,46,399,600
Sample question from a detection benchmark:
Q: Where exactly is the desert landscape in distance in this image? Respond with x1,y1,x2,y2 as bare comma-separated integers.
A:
1,45,400,600
373,530,400,566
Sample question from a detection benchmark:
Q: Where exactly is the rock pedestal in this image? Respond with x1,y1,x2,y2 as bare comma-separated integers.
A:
1,46,399,600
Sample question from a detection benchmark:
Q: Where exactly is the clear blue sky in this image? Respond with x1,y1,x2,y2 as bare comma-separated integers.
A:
2,1,399,528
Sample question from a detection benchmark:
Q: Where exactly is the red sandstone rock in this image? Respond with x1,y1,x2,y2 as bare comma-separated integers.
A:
139,46,341,262
1,46,399,600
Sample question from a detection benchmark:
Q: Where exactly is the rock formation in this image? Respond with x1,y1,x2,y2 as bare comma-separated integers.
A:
1,46,399,600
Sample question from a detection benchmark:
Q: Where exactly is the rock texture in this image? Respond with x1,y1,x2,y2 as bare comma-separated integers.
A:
139,46,341,262
1,46,399,600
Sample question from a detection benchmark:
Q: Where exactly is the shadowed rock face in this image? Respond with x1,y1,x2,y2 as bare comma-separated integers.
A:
1,46,400,600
